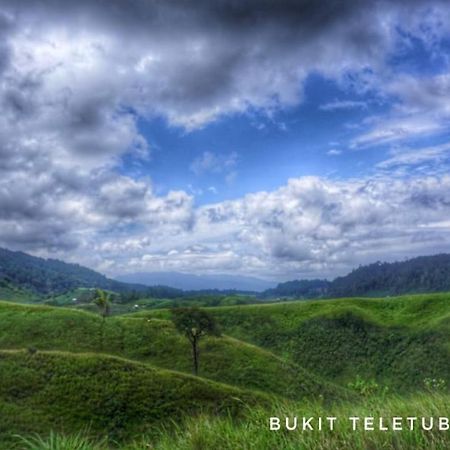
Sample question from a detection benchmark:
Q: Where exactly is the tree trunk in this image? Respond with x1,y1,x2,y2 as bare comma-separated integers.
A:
100,315,106,351
191,338,199,376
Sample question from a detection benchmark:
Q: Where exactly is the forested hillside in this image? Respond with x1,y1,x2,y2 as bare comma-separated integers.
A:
330,254,450,297
0,248,182,297
264,254,450,298
262,279,330,299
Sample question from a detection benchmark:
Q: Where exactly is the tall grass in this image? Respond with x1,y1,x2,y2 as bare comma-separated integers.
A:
14,394,449,450
144,393,449,450
14,430,105,450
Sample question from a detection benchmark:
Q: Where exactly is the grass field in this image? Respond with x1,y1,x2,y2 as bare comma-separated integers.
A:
0,301,345,401
0,293,448,448
134,293,450,390
0,350,267,448
12,393,450,449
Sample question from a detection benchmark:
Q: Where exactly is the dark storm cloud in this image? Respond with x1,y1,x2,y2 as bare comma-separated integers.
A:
0,0,438,128
0,11,13,74
0,219,79,251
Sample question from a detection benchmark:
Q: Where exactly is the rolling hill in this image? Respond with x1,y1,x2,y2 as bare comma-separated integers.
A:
0,301,343,402
0,293,448,448
142,293,450,391
0,350,266,448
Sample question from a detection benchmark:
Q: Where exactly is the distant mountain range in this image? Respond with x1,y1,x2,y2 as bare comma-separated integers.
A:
116,272,275,292
0,247,267,297
1,246,450,300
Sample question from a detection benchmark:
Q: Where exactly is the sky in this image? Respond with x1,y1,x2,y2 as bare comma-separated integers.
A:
1,0,450,281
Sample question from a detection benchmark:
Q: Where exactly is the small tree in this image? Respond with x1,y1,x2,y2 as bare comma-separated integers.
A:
171,307,220,376
92,289,111,349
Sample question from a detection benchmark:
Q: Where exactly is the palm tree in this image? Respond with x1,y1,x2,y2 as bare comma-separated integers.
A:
92,289,110,350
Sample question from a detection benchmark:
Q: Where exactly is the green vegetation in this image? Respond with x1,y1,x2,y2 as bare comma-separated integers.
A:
0,247,130,296
262,279,330,299
46,291,262,314
0,350,265,448
13,394,450,449
263,254,450,299
0,279,37,303
0,301,340,401
141,293,450,391
92,290,111,319
330,254,450,297
141,393,450,450
0,247,180,298
171,307,220,375
0,291,448,449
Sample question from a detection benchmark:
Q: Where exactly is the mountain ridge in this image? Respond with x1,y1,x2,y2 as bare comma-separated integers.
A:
265,254,450,299
117,271,274,292
2,246,450,299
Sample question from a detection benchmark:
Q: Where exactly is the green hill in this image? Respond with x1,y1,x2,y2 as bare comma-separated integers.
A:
0,350,267,448
0,301,343,402
142,293,450,391
0,294,448,449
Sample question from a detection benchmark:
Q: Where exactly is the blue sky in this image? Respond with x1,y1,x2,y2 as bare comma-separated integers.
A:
121,32,450,207
129,74,388,205
1,0,450,280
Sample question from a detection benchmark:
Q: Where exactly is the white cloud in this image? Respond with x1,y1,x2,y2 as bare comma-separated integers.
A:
377,142,450,170
190,151,238,176
327,149,342,156
320,100,367,111
66,175,450,280
353,74,450,148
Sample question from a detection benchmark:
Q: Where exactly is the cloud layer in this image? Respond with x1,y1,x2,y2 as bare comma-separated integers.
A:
0,0,450,279
98,175,450,279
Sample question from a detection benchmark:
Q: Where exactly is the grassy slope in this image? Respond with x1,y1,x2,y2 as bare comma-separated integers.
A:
13,393,450,449
148,393,450,450
0,350,266,448
0,301,342,402
142,293,450,391
0,294,448,449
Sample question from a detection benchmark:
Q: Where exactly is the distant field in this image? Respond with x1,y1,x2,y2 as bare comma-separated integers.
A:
0,281,38,303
